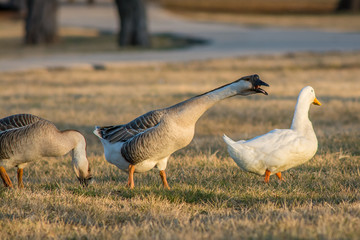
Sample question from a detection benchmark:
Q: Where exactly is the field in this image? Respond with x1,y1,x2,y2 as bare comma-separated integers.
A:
0,50,359,239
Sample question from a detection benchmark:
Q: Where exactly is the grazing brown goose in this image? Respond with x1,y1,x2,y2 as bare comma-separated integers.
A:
0,114,92,188
94,74,269,189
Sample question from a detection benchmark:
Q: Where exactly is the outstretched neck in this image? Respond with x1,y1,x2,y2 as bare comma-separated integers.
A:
169,81,248,125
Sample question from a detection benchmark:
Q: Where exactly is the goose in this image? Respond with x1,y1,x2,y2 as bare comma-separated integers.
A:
94,74,269,189
223,86,321,183
0,114,92,188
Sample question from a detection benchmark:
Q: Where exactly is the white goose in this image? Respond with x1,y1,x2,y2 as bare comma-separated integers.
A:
223,86,321,183
94,74,269,189
0,114,92,188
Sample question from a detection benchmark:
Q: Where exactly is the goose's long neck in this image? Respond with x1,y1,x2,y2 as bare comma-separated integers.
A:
62,130,89,179
170,82,243,125
290,100,313,134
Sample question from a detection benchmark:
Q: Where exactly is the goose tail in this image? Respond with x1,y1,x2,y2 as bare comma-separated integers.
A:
223,134,236,145
223,134,255,172
93,126,103,139
223,134,244,159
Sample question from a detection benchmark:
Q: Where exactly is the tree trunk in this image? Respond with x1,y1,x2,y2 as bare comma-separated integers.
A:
25,0,58,45
337,0,360,12
114,0,150,47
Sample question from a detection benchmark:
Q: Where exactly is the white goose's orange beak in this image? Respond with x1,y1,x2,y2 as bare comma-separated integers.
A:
313,97,321,106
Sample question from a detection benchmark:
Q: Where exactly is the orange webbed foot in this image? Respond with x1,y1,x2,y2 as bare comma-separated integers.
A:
276,172,285,182
17,168,24,189
127,164,135,189
0,166,13,188
264,169,271,183
159,170,170,190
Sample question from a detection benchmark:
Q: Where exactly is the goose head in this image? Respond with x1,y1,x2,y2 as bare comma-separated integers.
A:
72,155,93,187
299,86,322,107
291,86,321,131
77,166,93,187
235,74,269,96
71,136,93,187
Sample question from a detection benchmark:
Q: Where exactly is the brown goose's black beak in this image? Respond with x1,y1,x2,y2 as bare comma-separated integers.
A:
254,79,269,95
78,176,93,187
244,74,269,95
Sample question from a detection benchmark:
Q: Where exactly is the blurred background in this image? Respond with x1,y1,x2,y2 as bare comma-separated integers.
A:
0,0,359,71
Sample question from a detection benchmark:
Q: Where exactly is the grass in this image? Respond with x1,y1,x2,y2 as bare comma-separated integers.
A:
0,51,360,239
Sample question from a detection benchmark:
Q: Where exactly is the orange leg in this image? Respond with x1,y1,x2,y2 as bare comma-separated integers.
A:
276,172,285,182
17,168,24,189
127,164,135,189
0,166,13,188
159,170,170,190
264,169,271,183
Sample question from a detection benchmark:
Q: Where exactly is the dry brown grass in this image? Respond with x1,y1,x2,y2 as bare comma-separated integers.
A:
0,51,360,239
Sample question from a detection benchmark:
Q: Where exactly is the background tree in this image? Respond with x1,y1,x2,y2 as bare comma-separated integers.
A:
25,0,58,45
337,0,360,12
114,0,150,47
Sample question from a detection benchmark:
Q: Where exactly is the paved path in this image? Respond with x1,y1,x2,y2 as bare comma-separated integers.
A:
1,2,360,72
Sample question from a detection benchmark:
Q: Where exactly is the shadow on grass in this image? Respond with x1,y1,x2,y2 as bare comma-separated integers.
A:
0,31,208,60
33,176,360,214
59,166,360,207
111,186,230,204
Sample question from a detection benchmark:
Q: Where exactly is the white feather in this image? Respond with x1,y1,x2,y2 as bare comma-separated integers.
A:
223,86,320,177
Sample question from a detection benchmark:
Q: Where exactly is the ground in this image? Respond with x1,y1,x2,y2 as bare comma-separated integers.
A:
0,50,359,239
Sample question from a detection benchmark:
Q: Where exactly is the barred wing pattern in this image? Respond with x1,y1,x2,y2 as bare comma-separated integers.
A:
121,124,166,165
0,114,42,131
0,114,44,159
98,110,165,143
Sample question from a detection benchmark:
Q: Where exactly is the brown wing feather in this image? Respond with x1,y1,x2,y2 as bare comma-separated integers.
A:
98,110,165,143
120,124,166,165
0,114,42,131
0,114,47,160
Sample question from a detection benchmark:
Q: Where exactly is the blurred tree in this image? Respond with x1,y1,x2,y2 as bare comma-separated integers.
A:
114,0,150,47
67,0,95,4
25,0,58,45
337,0,360,12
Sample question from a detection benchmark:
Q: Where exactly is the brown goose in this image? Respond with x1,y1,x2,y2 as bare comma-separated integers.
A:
94,74,269,189
0,114,92,188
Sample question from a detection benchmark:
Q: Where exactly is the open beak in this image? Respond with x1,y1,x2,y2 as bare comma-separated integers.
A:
239,74,269,95
254,79,269,95
313,97,321,106
251,75,269,95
